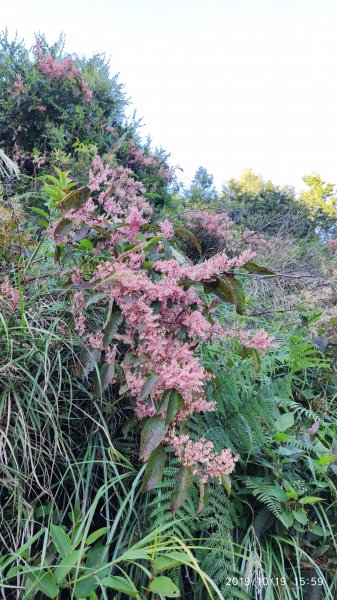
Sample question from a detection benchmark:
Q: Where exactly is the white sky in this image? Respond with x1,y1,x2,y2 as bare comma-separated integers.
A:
3,0,337,191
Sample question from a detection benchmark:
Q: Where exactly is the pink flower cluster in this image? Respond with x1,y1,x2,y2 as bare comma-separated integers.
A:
167,429,239,483
127,141,158,168
186,210,234,244
0,278,20,310
159,219,174,239
81,79,93,101
48,154,275,483
127,141,174,182
88,332,104,350
238,329,276,355
11,74,24,99
71,291,86,336
36,42,78,80
35,41,93,101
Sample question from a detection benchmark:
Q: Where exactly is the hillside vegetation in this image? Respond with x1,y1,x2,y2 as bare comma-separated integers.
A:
0,34,336,600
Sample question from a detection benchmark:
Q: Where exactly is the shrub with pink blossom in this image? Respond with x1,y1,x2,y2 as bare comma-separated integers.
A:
45,155,275,509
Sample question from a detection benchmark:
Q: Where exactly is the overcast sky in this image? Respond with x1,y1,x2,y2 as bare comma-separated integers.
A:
3,0,337,191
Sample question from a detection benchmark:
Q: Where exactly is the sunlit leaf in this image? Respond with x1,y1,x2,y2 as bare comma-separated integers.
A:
149,576,181,597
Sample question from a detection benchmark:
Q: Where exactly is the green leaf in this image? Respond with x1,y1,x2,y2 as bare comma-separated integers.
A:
318,455,335,466
58,185,91,212
292,509,308,525
196,480,209,515
154,552,192,574
221,475,232,495
54,549,82,584
140,374,159,401
26,572,59,599
86,527,108,546
149,576,181,597
103,311,123,346
269,486,288,502
299,496,322,505
50,525,72,559
140,415,167,461
174,227,202,253
29,206,49,219
242,261,274,275
99,362,115,391
170,466,193,513
101,576,137,596
85,293,106,309
279,511,294,528
39,218,49,228
142,446,167,492
79,238,94,249
165,390,180,426
204,275,245,314
80,348,101,378
241,346,261,372
309,524,325,536
275,412,294,432
119,549,149,561
275,432,295,443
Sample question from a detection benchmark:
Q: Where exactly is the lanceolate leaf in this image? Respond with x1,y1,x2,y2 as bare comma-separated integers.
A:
204,275,245,314
101,576,137,597
58,185,91,212
174,227,202,253
242,261,274,275
149,576,181,598
80,348,101,377
154,552,192,574
140,374,160,401
140,415,167,461
170,466,193,513
50,524,72,559
196,480,209,515
224,275,245,314
54,218,73,243
26,571,59,599
54,549,82,584
142,446,167,492
103,311,123,346
165,390,180,426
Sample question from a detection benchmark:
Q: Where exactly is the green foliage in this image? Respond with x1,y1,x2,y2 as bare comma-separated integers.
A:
222,170,314,239
184,166,218,204
299,172,337,235
0,29,336,600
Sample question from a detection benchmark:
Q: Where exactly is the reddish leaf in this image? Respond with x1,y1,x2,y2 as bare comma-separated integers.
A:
140,415,167,462
54,218,73,243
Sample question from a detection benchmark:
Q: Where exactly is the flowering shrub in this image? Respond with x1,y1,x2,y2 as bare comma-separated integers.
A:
35,41,93,103
182,208,295,272
42,155,275,508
